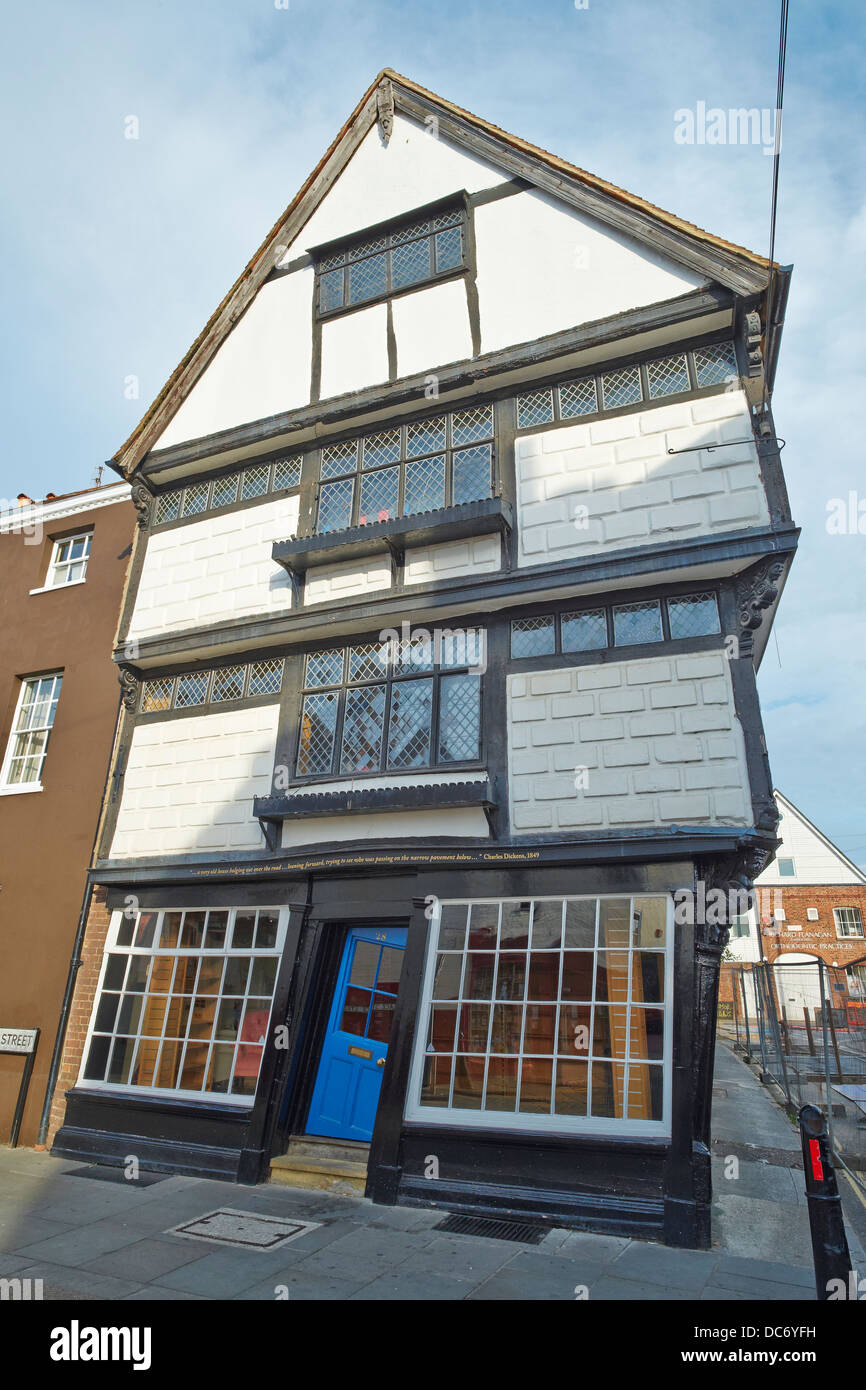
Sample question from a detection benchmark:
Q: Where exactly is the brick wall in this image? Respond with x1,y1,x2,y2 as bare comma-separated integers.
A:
765,884,866,968
109,704,279,858
516,389,769,567
508,650,752,832
46,887,112,1144
128,494,297,639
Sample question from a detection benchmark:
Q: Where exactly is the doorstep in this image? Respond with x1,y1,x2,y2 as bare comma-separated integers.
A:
269,1135,369,1196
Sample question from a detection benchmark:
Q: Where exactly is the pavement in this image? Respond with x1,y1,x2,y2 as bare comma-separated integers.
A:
0,1043,863,1301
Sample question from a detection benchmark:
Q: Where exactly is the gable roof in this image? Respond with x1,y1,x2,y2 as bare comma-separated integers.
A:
113,68,777,480
771,790,866,885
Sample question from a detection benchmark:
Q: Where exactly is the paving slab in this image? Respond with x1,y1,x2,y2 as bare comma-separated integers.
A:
607,1240,717,1290
80,1236,209,1281
571,1274,694,1301
153,1244,298,1298
464,1249,606,1301
0,1214,76,1253
15,1260,141,1300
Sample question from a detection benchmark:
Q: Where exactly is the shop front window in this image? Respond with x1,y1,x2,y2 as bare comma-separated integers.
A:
407,895,671,1135
80,907,287,1103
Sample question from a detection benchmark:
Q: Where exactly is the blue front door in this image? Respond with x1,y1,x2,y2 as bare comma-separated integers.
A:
305,926,407,1142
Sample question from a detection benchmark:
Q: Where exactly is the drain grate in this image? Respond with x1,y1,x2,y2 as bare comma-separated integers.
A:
66,1164,167,1187
435,1213,545,1244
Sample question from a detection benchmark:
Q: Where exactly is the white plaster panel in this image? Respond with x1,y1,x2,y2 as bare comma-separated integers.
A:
303,554,392,606
516,391,768,567
392,279,473,379
154,271,314,450
475,189,704,354
128,495,297,638
508,651,753,833
281,805,489,848
320,302,389,399
281,114,504,257
109,705,279,858
403,534,501,586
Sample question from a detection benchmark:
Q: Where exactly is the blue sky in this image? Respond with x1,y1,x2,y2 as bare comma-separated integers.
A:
2,1,864,865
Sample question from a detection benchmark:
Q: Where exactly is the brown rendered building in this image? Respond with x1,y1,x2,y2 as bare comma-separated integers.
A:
0,482,134,1147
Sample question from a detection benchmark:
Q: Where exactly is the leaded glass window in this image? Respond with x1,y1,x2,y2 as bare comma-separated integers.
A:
153,456,301,528
612,600,663,646
667,592,720,639
295,635,484,780
140,660,284,715
510,615,555,659
509,593,720,660
316,406,494,535
315,206,466,316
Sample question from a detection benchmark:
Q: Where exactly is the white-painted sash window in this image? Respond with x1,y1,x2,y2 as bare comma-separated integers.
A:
0,672,63,788
47,530,91,586
406,895,672,1136
833,907,864,939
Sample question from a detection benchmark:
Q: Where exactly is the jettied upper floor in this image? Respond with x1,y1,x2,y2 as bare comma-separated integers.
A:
112,70,791,489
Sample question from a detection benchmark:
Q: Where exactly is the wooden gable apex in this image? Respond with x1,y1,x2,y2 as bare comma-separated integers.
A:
114,68,775,480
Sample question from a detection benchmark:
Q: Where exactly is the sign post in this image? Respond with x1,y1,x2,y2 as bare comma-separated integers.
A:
1,1027,40,1147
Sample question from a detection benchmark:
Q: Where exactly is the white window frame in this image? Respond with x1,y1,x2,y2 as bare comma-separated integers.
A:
0,672,63,792
833,907,864,940
42,530,92,590
405,893,674,1138
77,907,289,1105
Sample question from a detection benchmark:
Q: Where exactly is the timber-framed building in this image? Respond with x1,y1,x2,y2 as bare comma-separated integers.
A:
50,71,797,1248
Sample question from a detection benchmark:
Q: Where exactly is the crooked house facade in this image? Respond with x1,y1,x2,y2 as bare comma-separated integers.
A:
51,72,797,1248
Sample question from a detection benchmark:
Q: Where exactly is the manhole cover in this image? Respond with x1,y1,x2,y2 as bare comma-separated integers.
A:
167,1208,321,1251
435,1214,545,1244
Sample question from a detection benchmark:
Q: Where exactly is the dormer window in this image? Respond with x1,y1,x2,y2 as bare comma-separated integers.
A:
315,204,467,318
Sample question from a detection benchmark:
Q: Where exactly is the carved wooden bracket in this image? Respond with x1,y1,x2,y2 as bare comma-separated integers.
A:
117,664,140,711
736,557,785,656
377,77,395,143
131,482,152,529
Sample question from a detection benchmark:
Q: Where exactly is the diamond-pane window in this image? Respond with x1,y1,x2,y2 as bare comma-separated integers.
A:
359,466,399,525
602,366,642,411
434,225,463,272
141,678,174,713
452,444,492,506
613,600,663,646
452,405,494,446
340,684,386,774
432,209,461,231
387,679,433,769
297,692,339,776
155,492,181,525
241,466,270,501
559,378,597,419
175,673,209,708
273,457,301,490
211,474,240,509
391,221,427,246
438,674,481,762
647,354,690,399
667,592,720,639
321,441,358,478
318,478,354,534
404,455,446,515
305,650,344,688
693,341,738,388
211,666,246,703
348,644,389,683
248,660,284,697
511,616,555,658
362,431,401,469
182,483,209,517
392,237,431,290
318,268,344,312
348,252,387,305
394,638,435,674
562,609,608,652
407,417,447,457
517,390,555,428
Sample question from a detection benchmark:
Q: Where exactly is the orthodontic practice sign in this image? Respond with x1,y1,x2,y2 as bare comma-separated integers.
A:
0,1028,38,1054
